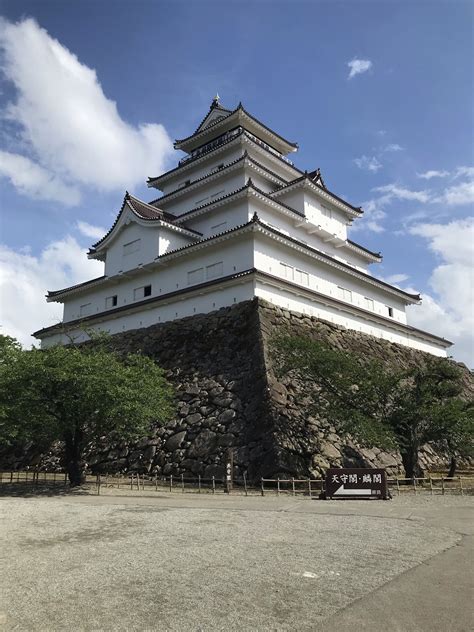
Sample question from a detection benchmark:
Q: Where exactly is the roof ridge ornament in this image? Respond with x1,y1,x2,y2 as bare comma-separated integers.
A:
246,177,253,187
211,94,220,109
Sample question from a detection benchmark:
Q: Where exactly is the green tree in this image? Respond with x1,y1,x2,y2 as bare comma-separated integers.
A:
272,335,473,478
0,335,174,486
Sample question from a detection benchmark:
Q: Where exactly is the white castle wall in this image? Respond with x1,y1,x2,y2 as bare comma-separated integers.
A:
254,282,446,356
253,233,408,324
43,279,255,348
63,237,254,322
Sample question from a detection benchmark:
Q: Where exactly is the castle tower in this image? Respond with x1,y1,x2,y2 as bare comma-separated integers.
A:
34,98,451,356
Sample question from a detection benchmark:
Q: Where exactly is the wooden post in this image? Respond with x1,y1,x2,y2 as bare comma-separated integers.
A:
413,477,417,494
155,474,158,492
261,478,264,496
53,472,56,484
441,477,445,495
97,473,101,495
243,473,248,497
130,473,133,490
460,476,464,496
181,473,184,493
291,478,295,497
10,471,13,484
308,478,312,499
396,477,400,496
198,475,201,494
212,476,215,494
430,477,434,495
277,477,280,496
170,474,173,492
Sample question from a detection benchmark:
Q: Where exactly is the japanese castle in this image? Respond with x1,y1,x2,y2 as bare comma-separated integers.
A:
34,97,451,356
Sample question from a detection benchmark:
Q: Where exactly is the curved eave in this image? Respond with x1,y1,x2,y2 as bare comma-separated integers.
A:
271,177,362,218
172,182,305,226
47,276,108,303
148,130,301,190
149,154,288,208
174,107,297,155
88,194,201,258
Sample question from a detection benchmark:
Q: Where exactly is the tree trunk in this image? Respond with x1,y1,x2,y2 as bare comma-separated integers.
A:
64,430,85,487
447,455,457,479
401,444,423,480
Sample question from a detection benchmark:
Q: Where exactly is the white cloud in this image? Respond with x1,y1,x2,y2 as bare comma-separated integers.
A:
453,166,474,179
354,155,382,172
351,199,386,233
381,144,404,153
0,150,80,205
407,218,474,367
373,184,431,203
382,273,409,285
434,180,474,206
76,221,107,240
347,58,373,79
353,184,432,234
417,170,449,180
0,17,173,205
0,236,103,347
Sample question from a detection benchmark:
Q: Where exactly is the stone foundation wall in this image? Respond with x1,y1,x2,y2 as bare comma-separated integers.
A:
2,299,472,478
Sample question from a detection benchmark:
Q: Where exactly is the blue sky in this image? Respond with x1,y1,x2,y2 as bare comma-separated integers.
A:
0,0,473,364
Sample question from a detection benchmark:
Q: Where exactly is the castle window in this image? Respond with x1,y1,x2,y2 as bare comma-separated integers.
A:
321,205,332,219
364,297,374,311
134,285,152,300
206,261,223,280
80,303,92,317
280,262,294,280
295,269,309,286
105,295,118,309
338,286,352,302
387,306,394,317
123,239,141,256
188,268,204,285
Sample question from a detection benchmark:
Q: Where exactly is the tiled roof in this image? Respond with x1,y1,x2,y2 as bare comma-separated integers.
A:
174,102,298,151
272,174,363,215
89,192,202,253
148,152,288,207
346,239,382,260
192,97,233,134
172,179,305,224
47,276,107,299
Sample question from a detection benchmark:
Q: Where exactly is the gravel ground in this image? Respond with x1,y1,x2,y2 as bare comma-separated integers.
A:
0,493,469,632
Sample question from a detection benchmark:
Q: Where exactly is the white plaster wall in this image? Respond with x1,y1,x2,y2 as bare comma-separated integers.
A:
177,200,249,237
156,145,245,197
63,236,255,322
158,170,246,216
248,199,369,272
254,282,447,357
42,280,255,348
104,219,193,277
105,219,159,276
253,233,408,323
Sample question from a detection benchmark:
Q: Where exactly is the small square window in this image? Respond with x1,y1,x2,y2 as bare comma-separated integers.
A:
144,285,152,297
387,306,394,317
105,295,118,309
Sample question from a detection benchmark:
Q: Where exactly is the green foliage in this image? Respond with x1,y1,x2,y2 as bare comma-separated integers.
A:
272,335,473,476
0,335,175,484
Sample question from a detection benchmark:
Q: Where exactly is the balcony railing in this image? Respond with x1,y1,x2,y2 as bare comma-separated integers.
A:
178,126,294,167
179,128,243,166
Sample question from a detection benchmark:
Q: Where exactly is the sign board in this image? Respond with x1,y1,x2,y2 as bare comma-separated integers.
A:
325,468,389,500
